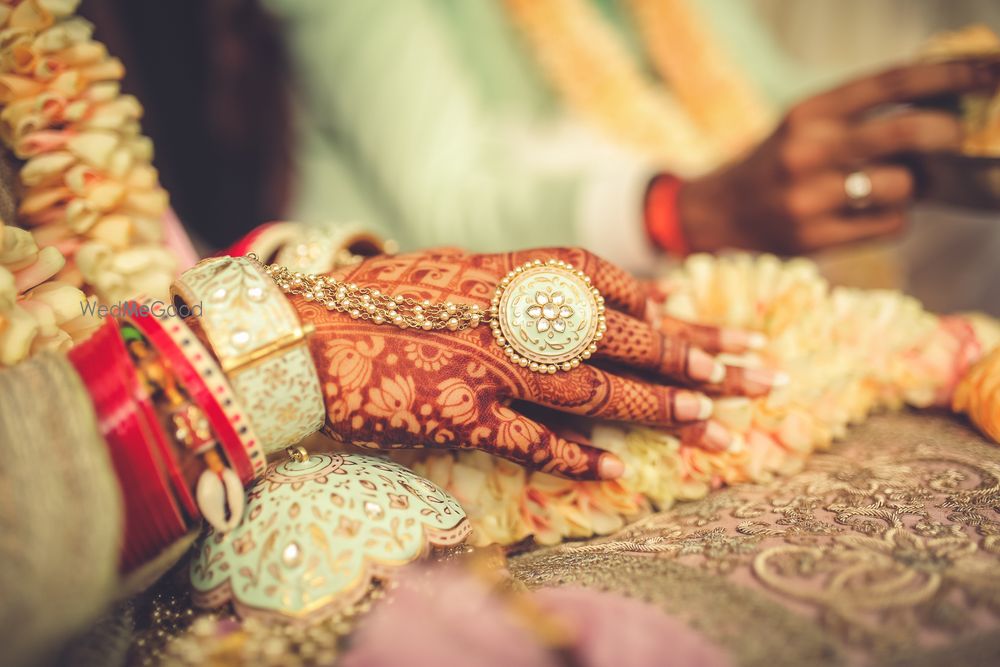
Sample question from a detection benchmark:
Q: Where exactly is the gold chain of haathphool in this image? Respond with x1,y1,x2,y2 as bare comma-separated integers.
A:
253,255,606,374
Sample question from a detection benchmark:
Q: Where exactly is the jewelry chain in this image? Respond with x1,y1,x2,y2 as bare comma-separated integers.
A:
250,254,484,332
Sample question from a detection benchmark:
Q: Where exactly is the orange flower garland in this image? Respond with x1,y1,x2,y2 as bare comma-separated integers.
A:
502,0,775,175
0,0,176,304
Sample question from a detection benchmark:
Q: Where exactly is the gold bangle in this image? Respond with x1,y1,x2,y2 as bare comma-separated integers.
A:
171,256,325,454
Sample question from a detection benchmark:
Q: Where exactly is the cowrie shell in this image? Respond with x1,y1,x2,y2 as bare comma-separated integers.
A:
197,468,245,533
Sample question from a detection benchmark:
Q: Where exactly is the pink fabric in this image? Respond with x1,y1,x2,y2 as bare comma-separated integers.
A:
161,208,200,269
340,565,730,667
534,587,731,667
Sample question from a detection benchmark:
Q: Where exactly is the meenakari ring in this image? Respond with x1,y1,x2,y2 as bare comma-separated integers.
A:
489,258,606,373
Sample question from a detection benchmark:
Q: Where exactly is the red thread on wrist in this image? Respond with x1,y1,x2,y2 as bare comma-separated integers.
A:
644,174,689,256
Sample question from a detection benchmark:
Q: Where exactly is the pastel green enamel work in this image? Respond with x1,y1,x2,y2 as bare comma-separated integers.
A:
499,265,599,366
190,452,470,622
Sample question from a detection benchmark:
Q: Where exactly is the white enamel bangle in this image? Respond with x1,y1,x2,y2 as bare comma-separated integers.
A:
274,221,393,274
171,256,325,454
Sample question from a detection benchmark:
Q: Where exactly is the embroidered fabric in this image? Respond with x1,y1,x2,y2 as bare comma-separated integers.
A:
510,411,1000,667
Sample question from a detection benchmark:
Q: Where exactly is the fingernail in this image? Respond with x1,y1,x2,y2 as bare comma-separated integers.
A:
727,433,746,454
598,453,625,480
698,394,714,420
704,421,733,452
721,329,767,352
676,391,713,421
744,367,789,390
746,332,768,350
688,348,725,383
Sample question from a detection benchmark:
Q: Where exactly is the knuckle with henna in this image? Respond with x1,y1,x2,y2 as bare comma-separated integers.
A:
566,246,591,264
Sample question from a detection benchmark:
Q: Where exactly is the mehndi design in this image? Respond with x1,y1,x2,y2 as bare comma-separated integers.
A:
276,247,780,480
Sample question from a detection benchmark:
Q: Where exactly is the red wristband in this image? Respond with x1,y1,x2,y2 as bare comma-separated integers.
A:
69,318,189,572
644,174,689,256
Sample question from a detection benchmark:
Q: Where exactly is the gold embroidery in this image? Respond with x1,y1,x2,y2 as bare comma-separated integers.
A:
511,413,1000,663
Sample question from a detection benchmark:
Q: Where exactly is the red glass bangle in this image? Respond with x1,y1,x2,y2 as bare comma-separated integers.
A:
124,301,265,482
644,173,690,256
68,318,189,572
134,377,201,522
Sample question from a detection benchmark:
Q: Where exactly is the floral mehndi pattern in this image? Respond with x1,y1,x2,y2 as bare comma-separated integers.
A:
287,247,770,479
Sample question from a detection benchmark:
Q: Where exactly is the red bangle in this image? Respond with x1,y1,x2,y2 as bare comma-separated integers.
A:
69,318,188,572
124,301,265,483
134,366,201,522
644,174,689,256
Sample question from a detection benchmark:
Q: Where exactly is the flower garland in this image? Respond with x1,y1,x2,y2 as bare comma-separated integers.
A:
954,333,1000,443
626,0,772,157
0,213,98,365
0,0,176,305
502,0,774,176
399,253,1000,547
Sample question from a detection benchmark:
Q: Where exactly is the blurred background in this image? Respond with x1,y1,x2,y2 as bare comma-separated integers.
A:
77,0,1000,314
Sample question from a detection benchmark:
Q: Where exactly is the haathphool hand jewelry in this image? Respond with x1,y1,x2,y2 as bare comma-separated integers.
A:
253,246,788,481
171,256,326,454
491,258,607,373
256,255,606,374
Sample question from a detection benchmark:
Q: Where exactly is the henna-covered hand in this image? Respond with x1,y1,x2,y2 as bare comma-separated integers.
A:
290,248,783,480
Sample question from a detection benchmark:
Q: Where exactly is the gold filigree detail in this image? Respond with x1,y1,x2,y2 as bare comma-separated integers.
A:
490,259,606,373
511,413,1000,661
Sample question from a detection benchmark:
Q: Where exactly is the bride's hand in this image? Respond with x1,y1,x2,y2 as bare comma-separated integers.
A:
289,247,784,480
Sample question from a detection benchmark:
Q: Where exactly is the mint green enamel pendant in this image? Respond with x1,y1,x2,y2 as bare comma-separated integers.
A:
190,451,470,623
